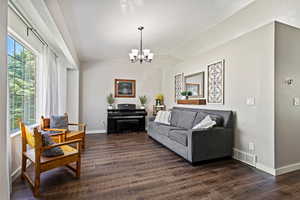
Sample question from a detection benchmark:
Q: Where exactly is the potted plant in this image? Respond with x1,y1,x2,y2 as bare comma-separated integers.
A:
139,95,147,109
155,94,164,106
181,91,192,100
106,93,115,109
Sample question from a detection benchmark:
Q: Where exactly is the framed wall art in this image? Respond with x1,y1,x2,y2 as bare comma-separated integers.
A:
174,73,184,102
207,60,225,104
114,79,136,98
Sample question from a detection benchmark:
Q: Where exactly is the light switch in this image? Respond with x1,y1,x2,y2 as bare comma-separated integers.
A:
294,97,300,106
246,97,255,105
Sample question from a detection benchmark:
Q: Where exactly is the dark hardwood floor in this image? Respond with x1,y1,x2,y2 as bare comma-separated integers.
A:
11,132,300,200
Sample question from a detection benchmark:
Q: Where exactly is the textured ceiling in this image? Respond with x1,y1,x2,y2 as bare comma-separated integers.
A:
57,0,254,62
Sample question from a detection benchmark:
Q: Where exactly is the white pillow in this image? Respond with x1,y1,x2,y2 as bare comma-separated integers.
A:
154,111,171,125
192,115,216,129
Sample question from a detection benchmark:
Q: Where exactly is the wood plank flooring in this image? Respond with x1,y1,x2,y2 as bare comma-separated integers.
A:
11,132,300,200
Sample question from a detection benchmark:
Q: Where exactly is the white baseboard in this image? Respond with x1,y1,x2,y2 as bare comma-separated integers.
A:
256,163,276,176
86,129,106,134
276,162,300,176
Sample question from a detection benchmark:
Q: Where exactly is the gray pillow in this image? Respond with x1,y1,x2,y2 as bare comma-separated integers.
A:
50,115,68,129
192,112,207,127
204,113,224,127
41,132,64,157
171,110,197,129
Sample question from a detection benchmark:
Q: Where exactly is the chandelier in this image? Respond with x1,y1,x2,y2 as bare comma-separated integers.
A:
129,26,154,64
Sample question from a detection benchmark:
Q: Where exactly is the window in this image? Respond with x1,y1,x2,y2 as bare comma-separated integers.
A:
7,36,37,133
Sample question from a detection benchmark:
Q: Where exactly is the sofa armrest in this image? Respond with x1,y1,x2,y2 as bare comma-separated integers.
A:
187,127,234,163
148,116,156,122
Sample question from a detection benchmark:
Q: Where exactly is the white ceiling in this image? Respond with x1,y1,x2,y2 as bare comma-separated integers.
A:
57,0,254,62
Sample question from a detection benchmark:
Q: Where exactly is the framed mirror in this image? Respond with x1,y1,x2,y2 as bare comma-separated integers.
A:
184,72,205,98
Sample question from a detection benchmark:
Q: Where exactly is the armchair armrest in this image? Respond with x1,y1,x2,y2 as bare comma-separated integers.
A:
44,128,67,133
68,123,86,131
42,139,82,151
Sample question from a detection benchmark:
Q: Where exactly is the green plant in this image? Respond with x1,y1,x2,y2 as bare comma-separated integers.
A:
181,91,192,96
106,93,115,105
139,95,147,105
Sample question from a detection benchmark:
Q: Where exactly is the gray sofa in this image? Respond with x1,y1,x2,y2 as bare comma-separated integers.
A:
147,107,234,164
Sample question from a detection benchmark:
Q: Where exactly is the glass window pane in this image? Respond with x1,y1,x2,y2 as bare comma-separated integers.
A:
15,41,23,61
7,36,36,133
7,36,14,56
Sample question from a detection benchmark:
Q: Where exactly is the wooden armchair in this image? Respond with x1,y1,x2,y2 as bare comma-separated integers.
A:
40,113,86,149
19,122,82,196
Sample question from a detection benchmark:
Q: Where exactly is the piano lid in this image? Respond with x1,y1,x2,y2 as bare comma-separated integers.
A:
117,104,136,110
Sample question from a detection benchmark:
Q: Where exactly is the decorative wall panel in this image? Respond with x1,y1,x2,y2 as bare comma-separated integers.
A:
208,60,224,104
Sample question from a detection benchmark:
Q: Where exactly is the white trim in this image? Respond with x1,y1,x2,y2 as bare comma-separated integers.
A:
256,163,276,176
86,130,106,134
276,162,300,176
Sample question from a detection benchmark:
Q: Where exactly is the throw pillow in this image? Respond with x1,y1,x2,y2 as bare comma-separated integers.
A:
41,131,64,157
192,115,216,129
154,111,171,125
50,115,68,129
203,112,224,127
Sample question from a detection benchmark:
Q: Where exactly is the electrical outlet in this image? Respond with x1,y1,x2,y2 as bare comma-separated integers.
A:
246,97,255,105
293,97,300,106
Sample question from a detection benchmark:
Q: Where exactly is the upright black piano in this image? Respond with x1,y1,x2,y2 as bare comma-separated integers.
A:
107,104,147,134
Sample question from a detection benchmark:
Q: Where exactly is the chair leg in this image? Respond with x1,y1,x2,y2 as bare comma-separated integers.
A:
76,160,81,178
33,170,40,196
81,136,85,149
21,155,27,180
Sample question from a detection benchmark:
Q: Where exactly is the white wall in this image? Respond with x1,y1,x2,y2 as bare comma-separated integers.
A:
275,22,300,169
67,69,80,123
80,60,163,132
162,23,276,170
0,0,10,198
173,0,300,59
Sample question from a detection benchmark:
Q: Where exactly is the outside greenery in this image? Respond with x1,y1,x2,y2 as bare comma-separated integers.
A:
7,36,36,133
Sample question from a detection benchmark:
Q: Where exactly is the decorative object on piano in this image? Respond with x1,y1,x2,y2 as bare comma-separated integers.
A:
155,94,164,106
106,93,115,109
107,104,147,134
174,73,184,102
153,105,166,116
139,95,147,109
208,60,225,104
184,72,205,98
180,91,192,100
115,79,136,98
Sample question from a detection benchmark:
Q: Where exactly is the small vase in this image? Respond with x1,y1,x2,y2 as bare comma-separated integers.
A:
141,105,145,109
108,105,113,109
185,96,189,100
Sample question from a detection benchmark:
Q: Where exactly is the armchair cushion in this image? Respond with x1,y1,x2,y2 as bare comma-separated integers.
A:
50,115,68,129
41,132,64,157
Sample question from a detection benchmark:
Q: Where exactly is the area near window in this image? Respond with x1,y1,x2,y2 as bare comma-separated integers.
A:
7,35,37,134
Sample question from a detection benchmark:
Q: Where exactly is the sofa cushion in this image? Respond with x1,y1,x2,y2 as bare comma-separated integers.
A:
170,110,197,129
169,129,188,146
155,124,171,137
170,109,180,127
50,115,68,129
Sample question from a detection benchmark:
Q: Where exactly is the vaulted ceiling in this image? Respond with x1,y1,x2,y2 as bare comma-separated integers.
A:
56,0,254,62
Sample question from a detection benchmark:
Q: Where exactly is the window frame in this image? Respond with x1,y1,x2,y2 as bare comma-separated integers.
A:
7,32,40,136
